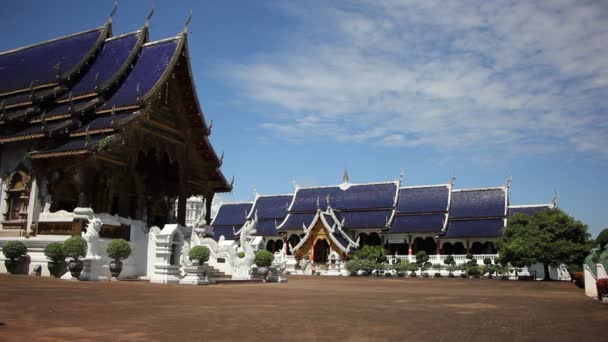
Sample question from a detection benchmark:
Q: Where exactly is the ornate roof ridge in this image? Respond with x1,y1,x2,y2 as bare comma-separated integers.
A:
105,29,144,42
295,180,398,191
508,203,554,208
142,35,182,47
400,183,451,189
452,186,506,192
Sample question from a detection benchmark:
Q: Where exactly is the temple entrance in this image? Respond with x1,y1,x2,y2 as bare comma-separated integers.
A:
313,238,330,264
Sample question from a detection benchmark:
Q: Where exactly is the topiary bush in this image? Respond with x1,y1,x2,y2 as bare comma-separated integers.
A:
107,239,132,261
354,245,387,263
188,246,210,264
596,229,608,250
255,250,273,267
596,278,608,300
2,241,27,261
43,242,65,262
63,236,87,260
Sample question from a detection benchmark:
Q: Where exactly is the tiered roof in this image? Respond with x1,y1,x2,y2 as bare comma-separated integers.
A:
278,182,398,231
242,194,292,236
444,187,508,238
210,202,253,240
211,179,554,242
388,184,451,234
0,17,230,192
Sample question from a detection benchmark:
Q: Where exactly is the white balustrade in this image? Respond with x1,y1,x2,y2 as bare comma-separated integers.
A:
386,254,498,265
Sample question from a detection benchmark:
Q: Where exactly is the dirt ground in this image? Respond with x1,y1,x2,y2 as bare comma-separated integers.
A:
0,274,606,342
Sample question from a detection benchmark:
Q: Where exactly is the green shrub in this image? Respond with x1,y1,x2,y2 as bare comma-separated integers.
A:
43,242,65,262
107,239,132,260
255,250,273,267
63,236,87,260
597,229,608,250
2,241,27,261
483,257,492,265
354,245,387,262
189,246,210,263
237,251,245,258
467,265,482,277
345,259,362,273
444,255,456,266
394,259,410,273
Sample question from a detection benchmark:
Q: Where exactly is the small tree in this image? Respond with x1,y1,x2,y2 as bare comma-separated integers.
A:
2,241,27,262
416,251,431,276
354,245,387,263
497,208,590,280
63,236,87,260
107,239,132,261
255,250,273,267
444,255,456,277
597,228,608,250
188,246,210,264
43,242,65,263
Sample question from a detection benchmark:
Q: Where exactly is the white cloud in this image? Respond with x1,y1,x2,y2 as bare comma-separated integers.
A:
224,0,608,155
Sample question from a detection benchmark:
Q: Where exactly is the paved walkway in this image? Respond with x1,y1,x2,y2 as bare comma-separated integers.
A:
0,274,606,341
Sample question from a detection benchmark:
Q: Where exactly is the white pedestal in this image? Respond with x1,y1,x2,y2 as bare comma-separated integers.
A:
79,257,107,281
150,265,181,284
232,266,252,280
266,266,288,283
179,265,210,285
285,256,297,274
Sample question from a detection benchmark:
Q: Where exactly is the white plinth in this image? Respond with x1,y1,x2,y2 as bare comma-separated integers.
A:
80,257,107,281
150,265,181,284
179,265,209,285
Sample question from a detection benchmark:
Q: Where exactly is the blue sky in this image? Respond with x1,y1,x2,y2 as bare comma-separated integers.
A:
1,1,607,237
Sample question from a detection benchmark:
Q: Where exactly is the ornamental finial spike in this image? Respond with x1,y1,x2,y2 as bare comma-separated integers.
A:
145,7,155,28
398,168,404,183
230,176,235,188
109,1,118,22
450,172,456,186
342,167,349,183
505,175,512,188
183,10,193,34
552,190,558,207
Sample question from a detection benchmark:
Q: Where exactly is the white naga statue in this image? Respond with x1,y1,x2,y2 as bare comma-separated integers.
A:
82,217,103,258
272,242,288,273
233,217,257,271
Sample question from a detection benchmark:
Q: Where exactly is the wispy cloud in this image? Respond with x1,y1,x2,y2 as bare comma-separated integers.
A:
224,0,608,156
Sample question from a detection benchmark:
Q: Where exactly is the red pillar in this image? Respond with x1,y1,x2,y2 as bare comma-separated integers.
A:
408,235,413,255
466,239,470,254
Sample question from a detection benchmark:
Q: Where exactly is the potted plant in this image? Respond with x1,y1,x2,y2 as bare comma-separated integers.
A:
433,263,442,278
180,245,211,285
43,242,66,278
63,236,87,279
2,241,28,274
444,255,456,277
107,239,132,280
255,250,273,277
483,257,494,278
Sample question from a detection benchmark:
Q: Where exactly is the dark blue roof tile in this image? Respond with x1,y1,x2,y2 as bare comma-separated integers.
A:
211,203,252,227
335,210,392,229
445,219,504,238
213,226,237,240
248,195,292,220
290,182,397,212
60,32,141,99
99,38,179,110
278,213,316,231
0,27,106,94
397,186,449,214
450,189,506,219
390,214,446,233
254,220,280,237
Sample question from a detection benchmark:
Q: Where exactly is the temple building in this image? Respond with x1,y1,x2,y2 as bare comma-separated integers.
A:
210,202,252,240
0,14,231,238
212,172,555,266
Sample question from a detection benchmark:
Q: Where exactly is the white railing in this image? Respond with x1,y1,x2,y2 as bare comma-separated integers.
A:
386,254,498,265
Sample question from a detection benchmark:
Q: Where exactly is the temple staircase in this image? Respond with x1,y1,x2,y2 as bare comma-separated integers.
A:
206,265,263,284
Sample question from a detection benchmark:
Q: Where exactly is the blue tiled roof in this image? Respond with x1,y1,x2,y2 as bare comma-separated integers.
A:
278,213,316,231
60,32,141,99
290,182,397,212
247,195,292,220
450,189,506,219
397,186,449,213
99,39,179,110
30,135,109,155
335,210,392,229
213,226,237,240
71,112,134,134
390,214,445,234
508,206,551,217
211,203,252,227
0,26,106,94
445,219,504,238
254,220,280,237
